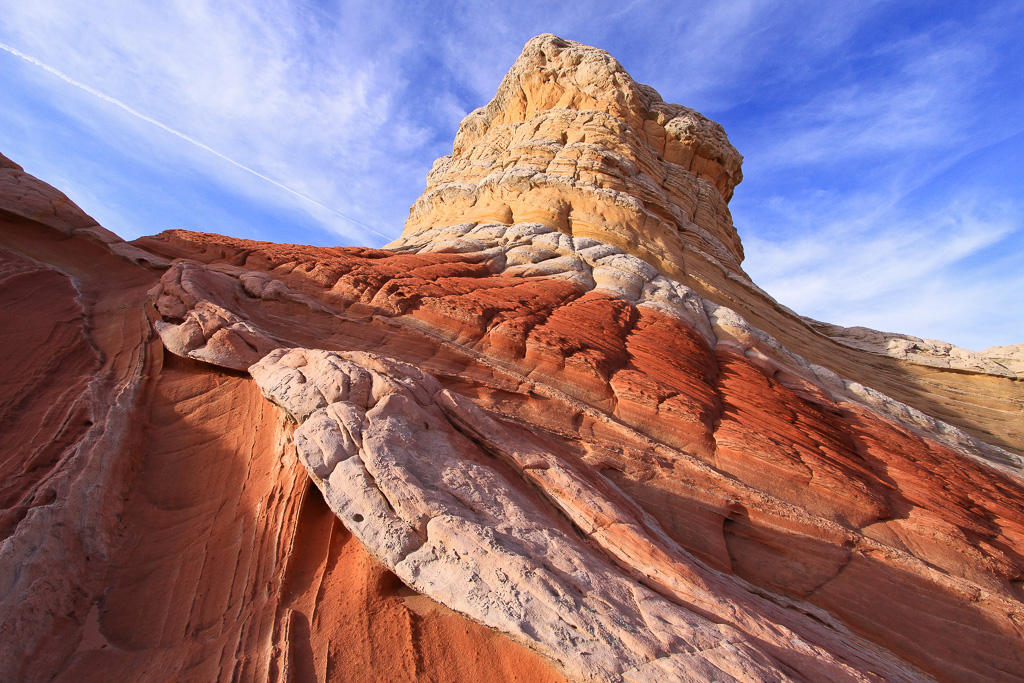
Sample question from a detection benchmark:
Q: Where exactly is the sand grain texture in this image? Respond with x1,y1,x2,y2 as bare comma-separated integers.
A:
2,34,1023,683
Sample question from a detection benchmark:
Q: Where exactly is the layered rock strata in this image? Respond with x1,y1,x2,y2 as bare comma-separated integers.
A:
804,318,1024,378
403,34,1023,460
2,33,1023,683
404,34,745,286
0,155,565,683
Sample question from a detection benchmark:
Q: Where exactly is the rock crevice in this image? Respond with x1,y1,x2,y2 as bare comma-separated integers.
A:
2,31,1023,683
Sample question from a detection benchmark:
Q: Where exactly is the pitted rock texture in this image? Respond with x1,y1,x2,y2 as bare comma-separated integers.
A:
250,347,922,682
404,34,746,285
3,33,1024,683
131,221,1024,681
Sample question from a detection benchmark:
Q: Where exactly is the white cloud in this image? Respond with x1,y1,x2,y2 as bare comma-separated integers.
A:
743,196,1024,349
0,0,423,243
723,2,1024,347
0,0,1020,347
0,40,391,239
746,30,990,173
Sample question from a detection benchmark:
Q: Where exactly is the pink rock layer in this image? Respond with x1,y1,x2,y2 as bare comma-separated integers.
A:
0,156,566,683
137,225,1024,681
2,33,1023,683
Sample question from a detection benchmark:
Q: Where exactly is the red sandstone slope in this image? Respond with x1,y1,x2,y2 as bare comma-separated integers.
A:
0,156,566,683
2,34,1023,683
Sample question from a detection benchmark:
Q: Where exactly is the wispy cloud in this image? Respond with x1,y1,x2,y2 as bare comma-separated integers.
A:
720,1,1024,347
0,0,432,242
0,40,388,239
0,0,1021,346
743,194,1023,349
747,34,989,170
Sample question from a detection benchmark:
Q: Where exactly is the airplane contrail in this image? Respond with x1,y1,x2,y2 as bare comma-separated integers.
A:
0,41,390,241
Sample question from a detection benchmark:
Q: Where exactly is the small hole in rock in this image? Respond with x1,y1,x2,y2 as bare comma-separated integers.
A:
352,514,364,523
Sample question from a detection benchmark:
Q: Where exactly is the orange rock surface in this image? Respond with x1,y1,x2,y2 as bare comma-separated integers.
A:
2,34,1023,683
0,157,566,683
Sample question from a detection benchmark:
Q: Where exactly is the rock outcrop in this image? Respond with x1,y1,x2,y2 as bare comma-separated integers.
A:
404,34,745,284
2,34,1023,683
804,317,1024,378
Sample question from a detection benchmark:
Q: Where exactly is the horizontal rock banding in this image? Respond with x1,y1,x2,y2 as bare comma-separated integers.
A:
137,220,1024,681
3,31,1023,683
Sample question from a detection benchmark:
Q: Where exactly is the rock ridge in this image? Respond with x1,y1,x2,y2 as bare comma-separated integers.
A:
805,317,1024,379
404,34,746,284
401,36,1022,462
1,32,1023,683
135,219,1024,681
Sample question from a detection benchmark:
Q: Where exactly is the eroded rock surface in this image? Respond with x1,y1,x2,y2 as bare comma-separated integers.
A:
805,318,1024,379
404,34,745,287
0,157,566,683
3,33,1024,683
250,347,923,681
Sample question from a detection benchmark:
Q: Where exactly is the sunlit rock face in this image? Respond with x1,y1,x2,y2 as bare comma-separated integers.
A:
404,34,746,287
2,34,1024,683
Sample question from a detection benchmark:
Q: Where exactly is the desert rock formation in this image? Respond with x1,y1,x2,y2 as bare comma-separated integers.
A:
2,34,1023,683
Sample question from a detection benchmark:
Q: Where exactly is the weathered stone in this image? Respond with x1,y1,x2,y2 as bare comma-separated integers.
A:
251,348,923,682
2,31,1023,683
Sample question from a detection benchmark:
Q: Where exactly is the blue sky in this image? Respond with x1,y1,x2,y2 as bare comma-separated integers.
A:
1,1,1021,350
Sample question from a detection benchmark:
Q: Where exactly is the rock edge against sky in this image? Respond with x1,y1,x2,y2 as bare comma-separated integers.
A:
1,34,1022,683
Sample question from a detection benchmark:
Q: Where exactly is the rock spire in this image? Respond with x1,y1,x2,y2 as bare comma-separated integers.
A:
1,34,1022,683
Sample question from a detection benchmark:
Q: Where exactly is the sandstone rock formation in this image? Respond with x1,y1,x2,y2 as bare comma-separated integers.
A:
804,318,1024,378
2,34,1023,683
